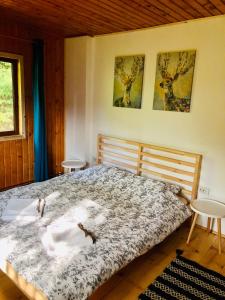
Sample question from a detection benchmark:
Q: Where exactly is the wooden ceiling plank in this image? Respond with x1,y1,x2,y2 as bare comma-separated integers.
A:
145,0,186,21
204,2,221,14
140,0,178,22
7,0,121,35
196,0,221,14
136,0,180,23
196,0,209,3
0,7,80,37
187,0,212,17
68,1,152,33
30,0,123,34
88,0,139,27
209,0,225,13
158,0,195,19
69,0,143,30
0,0,224,37
170,0,202,18
102,0,162,26
0,3,97,36
118,0,172,25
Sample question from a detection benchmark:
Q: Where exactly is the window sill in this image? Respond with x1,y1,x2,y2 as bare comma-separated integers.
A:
0,134,26,142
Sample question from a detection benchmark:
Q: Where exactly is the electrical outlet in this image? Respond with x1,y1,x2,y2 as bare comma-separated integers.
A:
199,186,210,196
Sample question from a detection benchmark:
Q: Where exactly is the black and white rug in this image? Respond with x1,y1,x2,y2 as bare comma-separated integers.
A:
139,251,225,299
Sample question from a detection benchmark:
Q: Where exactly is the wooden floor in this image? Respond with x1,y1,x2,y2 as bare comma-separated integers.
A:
1,221,225,300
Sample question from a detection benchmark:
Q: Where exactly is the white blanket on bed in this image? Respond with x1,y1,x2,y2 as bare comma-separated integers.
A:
41,220,93,258
41,206,94,258
1,198,38,223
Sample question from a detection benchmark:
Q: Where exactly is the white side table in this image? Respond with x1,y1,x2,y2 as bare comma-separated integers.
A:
187,199,225,254
61,159,86,173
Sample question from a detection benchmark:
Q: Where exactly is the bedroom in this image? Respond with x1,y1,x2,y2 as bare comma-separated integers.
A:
0,1,225,299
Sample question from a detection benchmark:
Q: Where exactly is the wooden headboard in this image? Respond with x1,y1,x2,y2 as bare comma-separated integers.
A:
97,134,202,200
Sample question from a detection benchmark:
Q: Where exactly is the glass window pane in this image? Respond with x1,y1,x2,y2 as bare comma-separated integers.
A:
0,60,15,132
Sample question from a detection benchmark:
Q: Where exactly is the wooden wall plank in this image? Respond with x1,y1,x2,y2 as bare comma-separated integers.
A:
0,143,5,187
55,39,64,174
0,19,64,190
16,140,23,184
0,20,33,190
4,142,11,187
10,140,17,186
45,37,64,178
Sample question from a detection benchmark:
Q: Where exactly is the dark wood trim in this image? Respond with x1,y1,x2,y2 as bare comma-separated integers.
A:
12,58,19,135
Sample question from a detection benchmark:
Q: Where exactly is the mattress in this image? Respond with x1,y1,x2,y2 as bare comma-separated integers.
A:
0,165,191,300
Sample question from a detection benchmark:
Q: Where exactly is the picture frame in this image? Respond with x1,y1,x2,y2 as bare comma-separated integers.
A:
113,55,145,109
153,50,196,112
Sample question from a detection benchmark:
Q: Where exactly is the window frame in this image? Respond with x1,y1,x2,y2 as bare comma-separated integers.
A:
0,52,25,140
0,56,19,137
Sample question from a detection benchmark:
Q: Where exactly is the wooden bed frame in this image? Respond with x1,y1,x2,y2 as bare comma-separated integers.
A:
1,134,202,300
97,134,202,201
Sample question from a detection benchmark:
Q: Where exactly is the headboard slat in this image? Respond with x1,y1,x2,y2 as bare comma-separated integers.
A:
99,156,138,171
102,135,139,146
142,152,195,168
141,142,198,157
140,167,193,187
97,134,202,200
140,159,194,176
99,149,138,162
99,142,138,154
141,151,196,167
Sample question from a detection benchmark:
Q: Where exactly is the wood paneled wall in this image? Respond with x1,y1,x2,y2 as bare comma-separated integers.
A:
0,19,64,190
45,38,64,177
0,21,34,190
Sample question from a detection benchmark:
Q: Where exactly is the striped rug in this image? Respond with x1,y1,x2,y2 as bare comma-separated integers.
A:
139,252,225,300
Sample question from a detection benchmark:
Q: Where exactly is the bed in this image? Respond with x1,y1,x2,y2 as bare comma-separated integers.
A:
0,134,202,300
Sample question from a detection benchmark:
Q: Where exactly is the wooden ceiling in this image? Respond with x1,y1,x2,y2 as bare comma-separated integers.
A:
1,0,225,37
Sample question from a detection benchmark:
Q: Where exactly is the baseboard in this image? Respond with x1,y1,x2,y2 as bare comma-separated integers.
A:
196,224,225,239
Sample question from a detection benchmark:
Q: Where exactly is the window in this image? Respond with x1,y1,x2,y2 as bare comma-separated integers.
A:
0,52,25,139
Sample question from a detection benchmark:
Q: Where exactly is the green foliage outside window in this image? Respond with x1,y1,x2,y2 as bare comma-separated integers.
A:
0,61,14,132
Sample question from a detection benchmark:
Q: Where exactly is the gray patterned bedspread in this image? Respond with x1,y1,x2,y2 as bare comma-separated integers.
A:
0,165,191,300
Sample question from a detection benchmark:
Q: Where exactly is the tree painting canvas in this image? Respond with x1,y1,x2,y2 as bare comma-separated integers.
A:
153,50,196,112
113,55,145,109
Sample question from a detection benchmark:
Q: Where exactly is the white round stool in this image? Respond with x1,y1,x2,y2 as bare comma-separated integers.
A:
61,159,86,173
187,198,225,254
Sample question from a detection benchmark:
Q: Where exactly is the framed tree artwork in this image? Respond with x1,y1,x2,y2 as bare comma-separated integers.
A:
153,50,196,112
113,55,145,109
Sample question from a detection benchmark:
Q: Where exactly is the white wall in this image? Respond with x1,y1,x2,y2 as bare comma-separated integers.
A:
65,16,225,230
65,36,94,162
65,37,86,161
